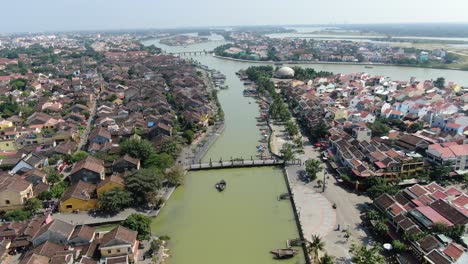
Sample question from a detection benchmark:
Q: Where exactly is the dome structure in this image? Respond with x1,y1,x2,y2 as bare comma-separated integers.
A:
276,67,295,78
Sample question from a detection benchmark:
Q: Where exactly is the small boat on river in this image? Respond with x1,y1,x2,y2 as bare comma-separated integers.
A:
215,180,226,192
270,248,298,259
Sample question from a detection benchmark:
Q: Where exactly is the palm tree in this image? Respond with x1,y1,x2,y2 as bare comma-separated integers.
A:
307,234,325,263
319,254,334,264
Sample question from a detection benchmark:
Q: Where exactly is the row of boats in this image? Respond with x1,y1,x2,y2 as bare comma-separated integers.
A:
211,70,228,89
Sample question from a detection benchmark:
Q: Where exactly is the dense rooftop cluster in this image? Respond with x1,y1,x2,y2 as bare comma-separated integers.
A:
0,32,219,263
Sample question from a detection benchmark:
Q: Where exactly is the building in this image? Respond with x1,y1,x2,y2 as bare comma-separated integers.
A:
352,127,372,142
275,67,295,78
112,154,140,173
426,143,468,174
97,175,125,198
69,156,105,183
0,174,33,210
10,153,45,174
374,183,468,264
32,220,75,246
60,181,97,212
99,226,138,263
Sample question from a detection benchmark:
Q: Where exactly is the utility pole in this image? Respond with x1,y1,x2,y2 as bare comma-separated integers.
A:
322,171,327,192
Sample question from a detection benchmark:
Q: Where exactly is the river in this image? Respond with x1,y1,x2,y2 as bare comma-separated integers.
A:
143,37,468,264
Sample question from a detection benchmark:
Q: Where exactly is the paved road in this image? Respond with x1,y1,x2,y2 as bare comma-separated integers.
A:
283,135,371,263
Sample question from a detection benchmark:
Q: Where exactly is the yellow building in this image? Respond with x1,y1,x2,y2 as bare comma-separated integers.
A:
0,176,33,210
0,120,13,130
100,226,138,263
97,175,125,198
333,108,349,121
60,181,97,212
0,139,16,151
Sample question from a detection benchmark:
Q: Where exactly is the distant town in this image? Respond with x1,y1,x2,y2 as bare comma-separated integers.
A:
214,31,463,69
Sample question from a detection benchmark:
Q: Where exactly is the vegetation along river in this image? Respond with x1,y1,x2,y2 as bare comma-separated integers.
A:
144,36,468,264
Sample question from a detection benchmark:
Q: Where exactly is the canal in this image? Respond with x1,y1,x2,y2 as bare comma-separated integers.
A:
144,36,468,264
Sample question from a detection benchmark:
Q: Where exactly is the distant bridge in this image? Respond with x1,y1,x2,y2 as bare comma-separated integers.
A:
168,50,213,56
187,157,301,171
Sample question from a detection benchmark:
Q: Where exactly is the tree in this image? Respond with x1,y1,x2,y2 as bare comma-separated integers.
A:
366,209,380,221
285,120,299,137
434,77,445,88
145,153,174,171
374,220,389,236
319,254,335,264
349,243,385,264
392,240,407,253
4,210,32,222
183,129,195,144
365,177,399,199
24,198,42,213
45,168,62,184
121,213,152,241
310,121,329,142
407,122,424,133
98,187,132,212
125,168,164,203
280,144,295,162
50,181,68,198
368,119,390,137
165,165,185,186
71,150,89,162
120,138,156,167
159,138,182,159
307,234,325,264
305,159,323,181
429,161,453,182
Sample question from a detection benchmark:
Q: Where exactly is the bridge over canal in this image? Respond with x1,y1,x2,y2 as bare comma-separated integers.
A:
187,157,301,171
168,50,213,56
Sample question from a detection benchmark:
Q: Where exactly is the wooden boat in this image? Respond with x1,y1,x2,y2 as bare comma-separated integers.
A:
270,248,298,259
215,180,226,192
365,66,373,69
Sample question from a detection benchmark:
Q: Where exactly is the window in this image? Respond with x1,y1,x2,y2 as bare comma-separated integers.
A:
5,200,10,205
66,205,73,209
108,250,111,254
117,249,121,253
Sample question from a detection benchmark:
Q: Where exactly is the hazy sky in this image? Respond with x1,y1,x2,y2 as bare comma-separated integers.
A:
2,0,468,33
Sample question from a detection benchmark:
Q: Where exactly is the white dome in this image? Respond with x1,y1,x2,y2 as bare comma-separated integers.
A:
276,67,295,78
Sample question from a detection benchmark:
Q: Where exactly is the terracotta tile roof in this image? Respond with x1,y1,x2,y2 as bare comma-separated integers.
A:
445,187,462,196
424,182,445,193
33,220,74,241
431,190,448,200
70,156,104,176
430,199,468,225
408,184,428,198
97,175,125,190
100,225,137,248
374,193,395,211
0,175,31,193
418,235,441,253
443,242,464,261
19,253,50,264
416,206,453,226
425,249,451,264
452,194,468,215
61,181,96,202
70,225,95,242
31,241,64,257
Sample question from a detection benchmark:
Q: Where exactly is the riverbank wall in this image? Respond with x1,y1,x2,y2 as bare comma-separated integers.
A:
282,167,311,264
212,54,466,71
